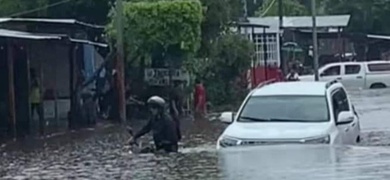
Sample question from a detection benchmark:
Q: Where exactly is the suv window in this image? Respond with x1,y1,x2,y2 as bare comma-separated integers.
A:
345,65,361,75
367,63,390,72
322,66,340,76
331,88,350,120
238,95,329,122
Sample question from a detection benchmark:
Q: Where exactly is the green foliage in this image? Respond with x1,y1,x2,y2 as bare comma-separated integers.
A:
197,0,242,57
190,0,256,106
188,33,254,106
324,0,390,34
256,0,309,17
0,0,48,16
108,0,203,67
209,34,254,81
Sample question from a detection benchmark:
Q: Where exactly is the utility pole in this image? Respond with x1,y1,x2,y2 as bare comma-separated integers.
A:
278,0,286,75
116,0,126,123
242,0,248,20
242,0,248,31
311,0,319,81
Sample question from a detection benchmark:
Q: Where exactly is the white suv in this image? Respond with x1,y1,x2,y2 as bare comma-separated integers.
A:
217,80,361,149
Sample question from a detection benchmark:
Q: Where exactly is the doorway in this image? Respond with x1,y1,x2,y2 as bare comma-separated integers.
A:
13,44,30,137
0,41,8,139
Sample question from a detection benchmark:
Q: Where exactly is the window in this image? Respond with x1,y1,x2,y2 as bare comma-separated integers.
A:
321,66,340,76
238,95,329,122
253,33,278,66
345,65,361,75
367,63,390,72
331,89,350,120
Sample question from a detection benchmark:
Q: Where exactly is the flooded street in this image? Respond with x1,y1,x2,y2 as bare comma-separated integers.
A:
2,89,390,179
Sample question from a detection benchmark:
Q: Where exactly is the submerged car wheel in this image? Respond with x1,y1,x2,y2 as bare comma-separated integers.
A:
356,136,361,143
370,83,387,89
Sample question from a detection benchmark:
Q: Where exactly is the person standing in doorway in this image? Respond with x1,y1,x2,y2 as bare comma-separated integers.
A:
30,68,44,136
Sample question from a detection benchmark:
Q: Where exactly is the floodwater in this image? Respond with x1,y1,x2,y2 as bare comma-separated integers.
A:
2,89,390,179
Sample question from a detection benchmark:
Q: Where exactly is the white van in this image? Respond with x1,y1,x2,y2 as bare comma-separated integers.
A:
300,61,390,89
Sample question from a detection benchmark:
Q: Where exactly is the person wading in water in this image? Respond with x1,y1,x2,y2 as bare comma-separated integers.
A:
130,96,180,153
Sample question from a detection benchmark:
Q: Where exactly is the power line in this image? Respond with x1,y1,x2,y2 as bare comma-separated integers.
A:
5,0,72,17
260,0,277,17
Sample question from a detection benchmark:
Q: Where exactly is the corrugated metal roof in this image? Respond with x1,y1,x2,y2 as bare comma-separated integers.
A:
367,34,390,40
0,18,104,29
0,29,108,48
0,29,63,40
70,38,108,47
247,15,351,33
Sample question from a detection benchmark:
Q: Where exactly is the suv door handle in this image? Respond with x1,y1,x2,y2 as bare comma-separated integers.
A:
356,76,363,79
336,77,342,80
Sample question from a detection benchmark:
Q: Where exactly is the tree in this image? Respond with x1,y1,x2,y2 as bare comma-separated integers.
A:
255,0,309,17
324,0,390,35
108,0,203,68
0,0,48,17
46,0,114,24
323,0,390,61
197,0,243,57
188,33,254,106
0,0,113,24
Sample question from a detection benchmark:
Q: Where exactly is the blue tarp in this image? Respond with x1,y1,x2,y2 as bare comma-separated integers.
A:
83,44,96,80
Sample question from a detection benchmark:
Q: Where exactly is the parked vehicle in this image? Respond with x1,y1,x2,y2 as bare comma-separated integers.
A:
217,80,360,149
300,61,390,89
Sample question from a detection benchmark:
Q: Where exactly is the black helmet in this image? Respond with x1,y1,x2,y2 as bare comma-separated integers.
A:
147,96,166,108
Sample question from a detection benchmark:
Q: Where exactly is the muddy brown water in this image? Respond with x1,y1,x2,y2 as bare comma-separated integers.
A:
3,89,390,179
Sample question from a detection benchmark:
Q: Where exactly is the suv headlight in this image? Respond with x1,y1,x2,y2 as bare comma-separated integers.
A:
219,136,241,147
301,135,331,144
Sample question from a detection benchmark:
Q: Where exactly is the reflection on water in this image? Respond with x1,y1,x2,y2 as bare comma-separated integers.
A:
3,144,390,179
219,145,390,180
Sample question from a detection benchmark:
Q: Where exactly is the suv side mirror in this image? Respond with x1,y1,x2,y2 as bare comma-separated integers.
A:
219,112,235,124
337,111,354,125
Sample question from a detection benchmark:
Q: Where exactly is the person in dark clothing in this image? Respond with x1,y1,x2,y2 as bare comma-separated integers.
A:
130,96,180,153
169,100,182,141
286,64,300,81
168,81,183,141
171,81,184,116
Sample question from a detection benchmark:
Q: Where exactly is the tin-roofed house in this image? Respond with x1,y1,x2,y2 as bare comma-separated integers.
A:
239,15,352,85
0,18,108,140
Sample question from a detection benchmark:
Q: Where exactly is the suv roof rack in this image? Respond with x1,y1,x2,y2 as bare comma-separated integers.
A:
256,79,279,89
325,79,339,89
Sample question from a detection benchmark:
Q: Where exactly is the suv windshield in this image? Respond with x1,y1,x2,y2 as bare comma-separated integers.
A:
238,95,329,122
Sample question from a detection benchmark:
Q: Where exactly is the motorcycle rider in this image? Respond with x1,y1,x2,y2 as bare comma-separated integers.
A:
129,96,180,153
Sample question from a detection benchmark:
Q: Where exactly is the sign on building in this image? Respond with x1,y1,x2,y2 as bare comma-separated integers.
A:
144,68,190,86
